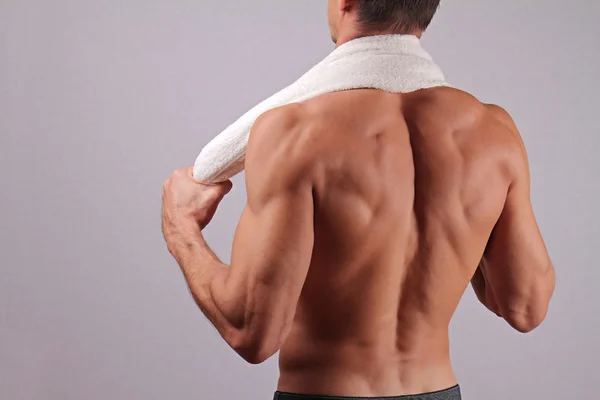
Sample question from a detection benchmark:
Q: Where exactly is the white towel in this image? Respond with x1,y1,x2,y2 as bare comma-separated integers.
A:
193,34,449,183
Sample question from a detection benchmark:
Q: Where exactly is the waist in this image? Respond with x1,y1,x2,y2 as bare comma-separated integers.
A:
274,385,462,400
278,344,456,398
280,326,452,369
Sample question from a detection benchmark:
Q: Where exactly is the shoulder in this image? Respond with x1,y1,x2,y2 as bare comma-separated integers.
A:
246,104,320,190
427,92,529,182
483,104,527,156
482,104,531,186
405,87,488,131
250,104,307,140
484,104,520,135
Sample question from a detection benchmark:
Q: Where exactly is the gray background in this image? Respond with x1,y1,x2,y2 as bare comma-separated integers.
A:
1,1,598,399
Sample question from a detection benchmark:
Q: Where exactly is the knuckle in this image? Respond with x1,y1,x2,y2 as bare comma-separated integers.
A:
214,185,228,196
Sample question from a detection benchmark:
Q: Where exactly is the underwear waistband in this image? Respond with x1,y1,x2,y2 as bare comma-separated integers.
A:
273,385,461,400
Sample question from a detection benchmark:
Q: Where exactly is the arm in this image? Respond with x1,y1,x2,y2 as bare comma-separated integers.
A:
471,260,502,317
165,106,315,364
475,106,556,333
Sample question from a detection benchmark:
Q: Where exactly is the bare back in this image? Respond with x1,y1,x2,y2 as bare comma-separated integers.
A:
278,88,520,396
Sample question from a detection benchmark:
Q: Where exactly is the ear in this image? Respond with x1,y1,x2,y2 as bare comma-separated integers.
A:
339,0,357,12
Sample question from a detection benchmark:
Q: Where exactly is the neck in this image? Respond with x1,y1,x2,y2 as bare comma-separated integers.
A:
335,29,423,48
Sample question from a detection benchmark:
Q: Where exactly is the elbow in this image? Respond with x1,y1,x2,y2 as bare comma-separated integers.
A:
227,329,282,365
503,287,554,333
504,307,548,333
503,267,556,334
236,345,277,365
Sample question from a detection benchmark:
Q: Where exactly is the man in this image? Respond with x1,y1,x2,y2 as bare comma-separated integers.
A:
161,1,556,399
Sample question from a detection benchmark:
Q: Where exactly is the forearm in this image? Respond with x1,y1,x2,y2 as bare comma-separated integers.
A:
471,263,502,317
166,224,241,344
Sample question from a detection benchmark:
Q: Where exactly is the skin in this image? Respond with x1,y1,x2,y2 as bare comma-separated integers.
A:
162,0,555,397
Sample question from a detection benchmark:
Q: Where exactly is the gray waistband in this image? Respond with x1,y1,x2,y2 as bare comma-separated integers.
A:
273,385,461,400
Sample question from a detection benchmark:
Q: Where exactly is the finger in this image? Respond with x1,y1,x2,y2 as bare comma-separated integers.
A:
209,182,232,199
197,177,232,191
222,180,233,194
211,180,233,197
172,167,190,179
200,181,233,204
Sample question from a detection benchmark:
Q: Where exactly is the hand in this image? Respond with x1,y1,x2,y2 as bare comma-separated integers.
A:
162,167,233,240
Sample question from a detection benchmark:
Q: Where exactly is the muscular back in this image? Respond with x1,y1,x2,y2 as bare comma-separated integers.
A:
276,88,532,395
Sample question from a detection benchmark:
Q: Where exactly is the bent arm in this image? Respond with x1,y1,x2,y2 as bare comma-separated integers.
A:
471,260,502,317
173,107,315,363
478,107,555,333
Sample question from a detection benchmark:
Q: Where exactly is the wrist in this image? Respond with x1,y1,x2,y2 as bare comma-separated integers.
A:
164,217,202,251
166,212,200,235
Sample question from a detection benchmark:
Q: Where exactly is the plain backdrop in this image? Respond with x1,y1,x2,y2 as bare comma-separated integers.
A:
1,1,598,399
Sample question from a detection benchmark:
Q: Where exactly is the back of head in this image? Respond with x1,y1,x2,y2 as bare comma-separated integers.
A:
356,0,441,34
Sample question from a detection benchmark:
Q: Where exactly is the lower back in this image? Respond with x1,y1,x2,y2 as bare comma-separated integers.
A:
278,303,457,396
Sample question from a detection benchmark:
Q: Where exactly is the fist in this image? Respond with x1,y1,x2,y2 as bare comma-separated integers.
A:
162,167,233,236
